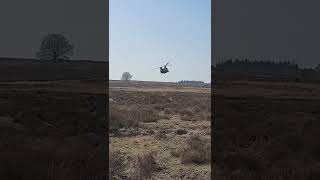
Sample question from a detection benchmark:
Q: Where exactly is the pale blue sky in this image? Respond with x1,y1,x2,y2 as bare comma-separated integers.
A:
110,0,211,83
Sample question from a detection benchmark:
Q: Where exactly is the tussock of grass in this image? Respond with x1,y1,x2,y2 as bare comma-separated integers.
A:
179,103,211,121
110,104,160,131
133,151,162,179
180,135,211,164
170,148,182,158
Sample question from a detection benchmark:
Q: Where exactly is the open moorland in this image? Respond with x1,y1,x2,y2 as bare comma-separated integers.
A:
109,81,211,179
0,59,107,180
213,80,320,180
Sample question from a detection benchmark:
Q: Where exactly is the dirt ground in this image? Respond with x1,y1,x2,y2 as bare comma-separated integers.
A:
109,82,211,179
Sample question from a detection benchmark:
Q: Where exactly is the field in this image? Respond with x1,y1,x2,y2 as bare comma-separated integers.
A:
6,59,320,179
109,81,211,179
213,80,320,179
0,59,108,179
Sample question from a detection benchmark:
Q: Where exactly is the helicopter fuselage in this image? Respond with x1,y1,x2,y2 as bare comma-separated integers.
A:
160,66,169,74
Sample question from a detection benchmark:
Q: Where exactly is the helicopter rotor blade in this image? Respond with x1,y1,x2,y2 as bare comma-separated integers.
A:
152,67,161,70
165,62,172,67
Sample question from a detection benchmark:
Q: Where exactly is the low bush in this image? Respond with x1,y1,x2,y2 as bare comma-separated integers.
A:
109,104,160,130
181,135,211,164
134,151,161,179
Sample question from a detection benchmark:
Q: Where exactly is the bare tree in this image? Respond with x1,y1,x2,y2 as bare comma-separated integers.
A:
121,72,132,81
36,34,74,62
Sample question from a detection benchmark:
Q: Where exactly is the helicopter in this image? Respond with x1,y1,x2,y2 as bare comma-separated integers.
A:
153,62,172,74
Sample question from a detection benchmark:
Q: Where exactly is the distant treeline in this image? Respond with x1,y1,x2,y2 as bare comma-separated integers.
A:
213,59,320,82
177,80,210,87
0,58,107,82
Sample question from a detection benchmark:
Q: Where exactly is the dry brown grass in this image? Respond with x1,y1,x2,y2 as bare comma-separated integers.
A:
109,150,127,179
109,87,211,179
109,102,160,132
0,90,106,180
170,148,183,158
181,135,211,165
133,151,162,179
0,144,106,180
179,105,211,122
109,104,139,130
155,130,167,139
213,80,320,179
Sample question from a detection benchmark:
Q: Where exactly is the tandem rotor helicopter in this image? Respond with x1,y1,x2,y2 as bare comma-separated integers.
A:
153,62,172,74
